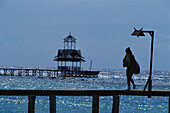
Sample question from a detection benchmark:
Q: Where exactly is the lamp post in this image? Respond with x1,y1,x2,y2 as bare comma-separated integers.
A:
131,28,154,93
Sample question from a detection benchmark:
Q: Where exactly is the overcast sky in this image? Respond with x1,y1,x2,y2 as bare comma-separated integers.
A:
0,0,169,70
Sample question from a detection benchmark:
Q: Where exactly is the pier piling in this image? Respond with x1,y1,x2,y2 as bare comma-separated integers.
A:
49,95,56,113
112,95,119,113
92,96,99,113
28,96,36,113
169,96,170,113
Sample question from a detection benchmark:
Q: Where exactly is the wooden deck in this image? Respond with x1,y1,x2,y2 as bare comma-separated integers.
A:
0,89,169,113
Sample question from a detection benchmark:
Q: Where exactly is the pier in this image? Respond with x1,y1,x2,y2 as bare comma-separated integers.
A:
0,89,169,113
0,67,58,77
0,67,98,78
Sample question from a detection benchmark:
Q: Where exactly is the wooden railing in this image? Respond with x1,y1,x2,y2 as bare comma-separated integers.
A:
0,89,169,113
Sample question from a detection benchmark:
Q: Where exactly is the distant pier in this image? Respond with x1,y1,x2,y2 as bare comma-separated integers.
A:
0,33,100,78
0,67,98,78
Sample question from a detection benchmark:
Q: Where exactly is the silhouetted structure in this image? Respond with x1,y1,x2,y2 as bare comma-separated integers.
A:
53,33,99,77
131,27,154,97
0,33,99,78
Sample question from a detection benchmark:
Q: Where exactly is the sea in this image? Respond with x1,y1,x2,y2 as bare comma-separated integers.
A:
0,68,169,113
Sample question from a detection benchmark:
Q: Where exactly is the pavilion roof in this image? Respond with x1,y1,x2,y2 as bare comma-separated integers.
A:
54,49,85,62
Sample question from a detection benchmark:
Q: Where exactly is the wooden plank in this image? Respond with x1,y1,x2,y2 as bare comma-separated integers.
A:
0,89,169,97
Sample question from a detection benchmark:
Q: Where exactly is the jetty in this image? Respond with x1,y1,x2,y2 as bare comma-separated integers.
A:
53,33,99,77
0,33,100,78
0,67,98,78
0,89,169,113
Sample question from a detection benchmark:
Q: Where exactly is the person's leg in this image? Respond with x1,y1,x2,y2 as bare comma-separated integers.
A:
130,70,136,89
130,78,136,89
126,68,131,90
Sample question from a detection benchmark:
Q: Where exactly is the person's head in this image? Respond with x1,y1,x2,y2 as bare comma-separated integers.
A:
125,47,132,55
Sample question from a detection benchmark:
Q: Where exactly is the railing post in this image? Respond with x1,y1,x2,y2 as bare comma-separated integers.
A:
169,96,170,113
49,95,56,113
92,96,99,113
112,95,119,113
28,96,36,113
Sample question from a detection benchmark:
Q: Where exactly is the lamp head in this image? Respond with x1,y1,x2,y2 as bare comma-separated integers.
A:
131,27,145,37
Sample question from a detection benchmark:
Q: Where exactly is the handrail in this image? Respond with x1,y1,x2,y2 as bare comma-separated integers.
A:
0,89,169,96
0,89,169,113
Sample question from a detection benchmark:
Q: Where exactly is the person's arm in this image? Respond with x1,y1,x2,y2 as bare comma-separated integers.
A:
131,55,135,62
123,55,127,62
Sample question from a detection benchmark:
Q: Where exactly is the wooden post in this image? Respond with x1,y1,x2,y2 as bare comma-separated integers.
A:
90,60,92,71
18,70,22,76
32,70,36,76
26,70,29,76
49,95,56,113
57,70,58,77
92,96,99,113
28,96,36,113
112,95,119,113
65,61,66,76
80,62,81,76
169,96,170,113
76,62,77,76
4,69,7,76
57,61,59,70
11,69,14,76
72,61,74,76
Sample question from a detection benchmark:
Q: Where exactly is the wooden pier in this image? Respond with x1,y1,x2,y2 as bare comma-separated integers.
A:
0,89,169,113
0,67,58,77
0,67,98,78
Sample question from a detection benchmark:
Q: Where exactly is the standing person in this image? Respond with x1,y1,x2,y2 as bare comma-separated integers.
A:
123,47,140,91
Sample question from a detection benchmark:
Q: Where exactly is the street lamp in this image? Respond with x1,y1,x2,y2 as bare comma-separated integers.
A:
131,27,154,93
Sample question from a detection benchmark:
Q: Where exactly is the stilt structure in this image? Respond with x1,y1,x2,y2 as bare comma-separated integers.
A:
53,33,99,77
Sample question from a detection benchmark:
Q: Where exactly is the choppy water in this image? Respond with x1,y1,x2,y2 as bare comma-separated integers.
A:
0,69,169,113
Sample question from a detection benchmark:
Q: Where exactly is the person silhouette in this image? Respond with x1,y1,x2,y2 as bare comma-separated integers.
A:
123,47,139,91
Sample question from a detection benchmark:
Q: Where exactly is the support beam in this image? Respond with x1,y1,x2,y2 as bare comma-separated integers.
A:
65,61,66,75
72,61,74,76
80,62,81,76
112,95,119,113
11,70,14,76
49,95,56,113
4,69,7,76
28,96,36,113
76,62,77,76
169,96,170,113
92,96,99,113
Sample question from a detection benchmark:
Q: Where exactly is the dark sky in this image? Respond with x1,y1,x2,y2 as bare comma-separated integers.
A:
0,0,169,70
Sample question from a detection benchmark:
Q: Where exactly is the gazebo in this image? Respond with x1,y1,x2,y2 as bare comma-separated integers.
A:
53,33,85,76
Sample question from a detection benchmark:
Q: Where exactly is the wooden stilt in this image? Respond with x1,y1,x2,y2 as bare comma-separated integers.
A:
4,69,7,76
28,96,36,113
169,96,170,113
49,95,56,113
112,95,119,113
92,96,99,113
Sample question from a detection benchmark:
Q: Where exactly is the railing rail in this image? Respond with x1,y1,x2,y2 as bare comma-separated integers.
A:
0,89,169,113
0,89,170,96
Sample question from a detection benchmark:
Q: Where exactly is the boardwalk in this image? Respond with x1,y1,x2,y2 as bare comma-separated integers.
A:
0,67,58,77
0,67,98,77
0,89,169,113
